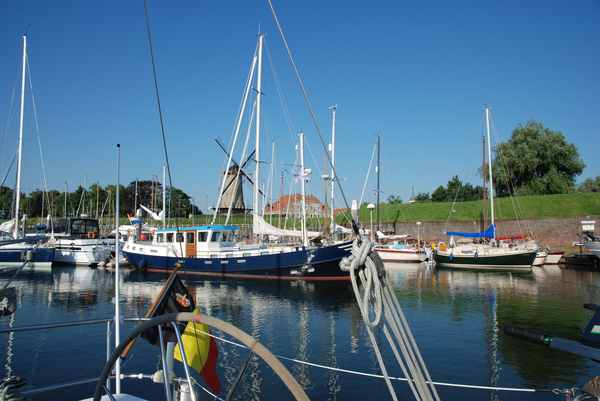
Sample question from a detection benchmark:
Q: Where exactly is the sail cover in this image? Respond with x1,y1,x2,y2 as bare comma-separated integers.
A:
447,224,495,238
253,214,320,238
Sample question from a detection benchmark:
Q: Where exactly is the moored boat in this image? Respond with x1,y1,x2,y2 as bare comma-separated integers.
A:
544,251,564,265
123,225,351,280
50,217,112,266
532,250,547,266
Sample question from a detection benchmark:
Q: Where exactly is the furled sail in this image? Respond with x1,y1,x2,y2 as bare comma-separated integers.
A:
447,224,496,238
252,214,320,238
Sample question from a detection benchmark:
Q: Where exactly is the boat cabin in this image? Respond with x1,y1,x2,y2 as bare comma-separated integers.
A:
53,218,100,239
154,225,240,257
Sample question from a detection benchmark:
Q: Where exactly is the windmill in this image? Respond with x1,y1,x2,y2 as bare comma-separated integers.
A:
214,138,264,214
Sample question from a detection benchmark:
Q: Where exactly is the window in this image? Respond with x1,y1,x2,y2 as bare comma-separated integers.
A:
166,233,174,242
198,232,208,242
176,233,184,243
210,231,222,242
71,220,86,235
157,233,164,243
186,232,195,243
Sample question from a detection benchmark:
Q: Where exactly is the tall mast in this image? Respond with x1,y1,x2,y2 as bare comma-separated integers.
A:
13,35,27,239
376,134,381,233
253,33,264,225
299,132,308,247
134,179,138,214
269,142,275,224
162,164,166,226
329,105,336,236
484,105,495,236
64,181,68,218
114,144,122,394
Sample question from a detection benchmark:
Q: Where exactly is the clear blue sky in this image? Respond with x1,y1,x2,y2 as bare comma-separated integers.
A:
1,1,598,212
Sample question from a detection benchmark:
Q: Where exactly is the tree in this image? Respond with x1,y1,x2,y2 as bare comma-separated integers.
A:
493,121,585,196
431,186,447,202
387,195,402,204
414,192,430,201
579,177,600,193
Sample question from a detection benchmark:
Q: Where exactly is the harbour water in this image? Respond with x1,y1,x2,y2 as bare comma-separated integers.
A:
0,264,598,401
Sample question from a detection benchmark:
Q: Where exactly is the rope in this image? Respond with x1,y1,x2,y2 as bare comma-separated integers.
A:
340,239,440,401
190,324,551,395
359,142,377,206
266,0,357,235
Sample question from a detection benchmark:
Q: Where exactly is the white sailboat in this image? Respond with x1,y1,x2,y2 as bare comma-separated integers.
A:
433,106,537,272
0,35,55,270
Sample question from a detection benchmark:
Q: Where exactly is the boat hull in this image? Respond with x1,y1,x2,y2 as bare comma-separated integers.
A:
532,251,547,266
53,240,112,266
374,248,427,262
123,240,352,280
433,249,536,272
0,247,55,270
544,252,564,265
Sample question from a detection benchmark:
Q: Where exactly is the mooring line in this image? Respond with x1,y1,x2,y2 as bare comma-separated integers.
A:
194,328,549,394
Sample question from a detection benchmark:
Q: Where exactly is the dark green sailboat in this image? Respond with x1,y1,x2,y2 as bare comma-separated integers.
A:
433,106,537,272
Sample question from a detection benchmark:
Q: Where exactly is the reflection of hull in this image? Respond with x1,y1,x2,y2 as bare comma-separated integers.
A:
0,245,55,270
123,241,352,280
374,247,427,262
434,249,536,272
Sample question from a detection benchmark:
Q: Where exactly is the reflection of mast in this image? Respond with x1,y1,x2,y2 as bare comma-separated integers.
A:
3,314,15,377
327,311,341,400
294,303,311,388
484,288,500,401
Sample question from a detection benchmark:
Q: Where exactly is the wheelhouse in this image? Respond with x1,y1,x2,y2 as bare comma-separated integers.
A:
154,225,240,257
53,218,100,239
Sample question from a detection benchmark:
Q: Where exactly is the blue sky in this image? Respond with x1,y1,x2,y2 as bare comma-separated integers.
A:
0,1,598,212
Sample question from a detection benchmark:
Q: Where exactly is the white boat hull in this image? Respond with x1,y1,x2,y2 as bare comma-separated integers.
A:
544,253,563,265
532,251,547,266
53,239,112,266
375,248,427,262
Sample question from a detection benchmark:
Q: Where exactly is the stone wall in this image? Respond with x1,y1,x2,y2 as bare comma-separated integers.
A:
372,216,600,249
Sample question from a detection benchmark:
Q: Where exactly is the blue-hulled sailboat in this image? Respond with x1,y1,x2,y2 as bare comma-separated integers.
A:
0,35,55,271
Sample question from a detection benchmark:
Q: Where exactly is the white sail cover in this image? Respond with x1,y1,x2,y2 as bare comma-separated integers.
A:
253,214,321,238
0,219,15,234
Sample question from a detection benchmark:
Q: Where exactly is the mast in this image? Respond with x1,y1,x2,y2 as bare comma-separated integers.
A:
376,134,381,233
269,142,275,224
162,164,166,226
114,144,122,394
134,179,138,214
96,182,100,219
253,33,264,227
13,35,27,239
299,132,308,247
484,105,495,237
329,105,336,236
64,181,68,218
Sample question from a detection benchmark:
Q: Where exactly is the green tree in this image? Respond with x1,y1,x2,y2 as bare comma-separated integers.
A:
414,192,430,201
493,121,585,196
579,176,600,193
386,195,402,204
431,185,447,202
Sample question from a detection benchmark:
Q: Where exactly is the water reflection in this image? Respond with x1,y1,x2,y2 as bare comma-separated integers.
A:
0,264,598,401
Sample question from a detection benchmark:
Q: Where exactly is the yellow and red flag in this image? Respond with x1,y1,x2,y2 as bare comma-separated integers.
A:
174,308,221,394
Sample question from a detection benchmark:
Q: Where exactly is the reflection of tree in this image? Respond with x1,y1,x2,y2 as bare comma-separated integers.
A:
496,292,589,387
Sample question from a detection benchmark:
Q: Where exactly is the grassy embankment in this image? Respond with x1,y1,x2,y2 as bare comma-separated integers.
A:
354,192,600,223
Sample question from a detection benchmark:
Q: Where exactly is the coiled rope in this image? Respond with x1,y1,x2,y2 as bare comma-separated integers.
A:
340,238,440,401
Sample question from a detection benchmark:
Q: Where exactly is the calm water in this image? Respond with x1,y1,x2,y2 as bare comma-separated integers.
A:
0,264,598,401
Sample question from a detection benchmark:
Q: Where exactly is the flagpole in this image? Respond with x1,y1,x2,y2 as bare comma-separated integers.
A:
115,143,122,394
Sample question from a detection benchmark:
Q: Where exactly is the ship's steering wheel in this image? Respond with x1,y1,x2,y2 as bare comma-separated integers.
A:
93,312,310,401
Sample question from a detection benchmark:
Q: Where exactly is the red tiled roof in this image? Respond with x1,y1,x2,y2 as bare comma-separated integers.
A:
265,194,323,213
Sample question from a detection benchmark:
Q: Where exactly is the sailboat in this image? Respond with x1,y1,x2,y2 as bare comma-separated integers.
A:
433,106,537,272
0,35,55,270
122,34,352,280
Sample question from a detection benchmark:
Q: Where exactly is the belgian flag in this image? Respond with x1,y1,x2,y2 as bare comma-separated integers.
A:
132,269,221,394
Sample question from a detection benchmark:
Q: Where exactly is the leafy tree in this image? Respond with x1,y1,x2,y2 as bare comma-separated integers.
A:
387,195,402,204
579,176,600,193
493,121,584,195
414,192,430,201
431,186,447,202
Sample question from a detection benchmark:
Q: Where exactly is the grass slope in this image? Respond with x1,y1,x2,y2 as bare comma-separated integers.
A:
355,192,600,223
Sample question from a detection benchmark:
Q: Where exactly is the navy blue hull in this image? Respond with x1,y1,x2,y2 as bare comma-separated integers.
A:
124,241,352,280
0,247,55,266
